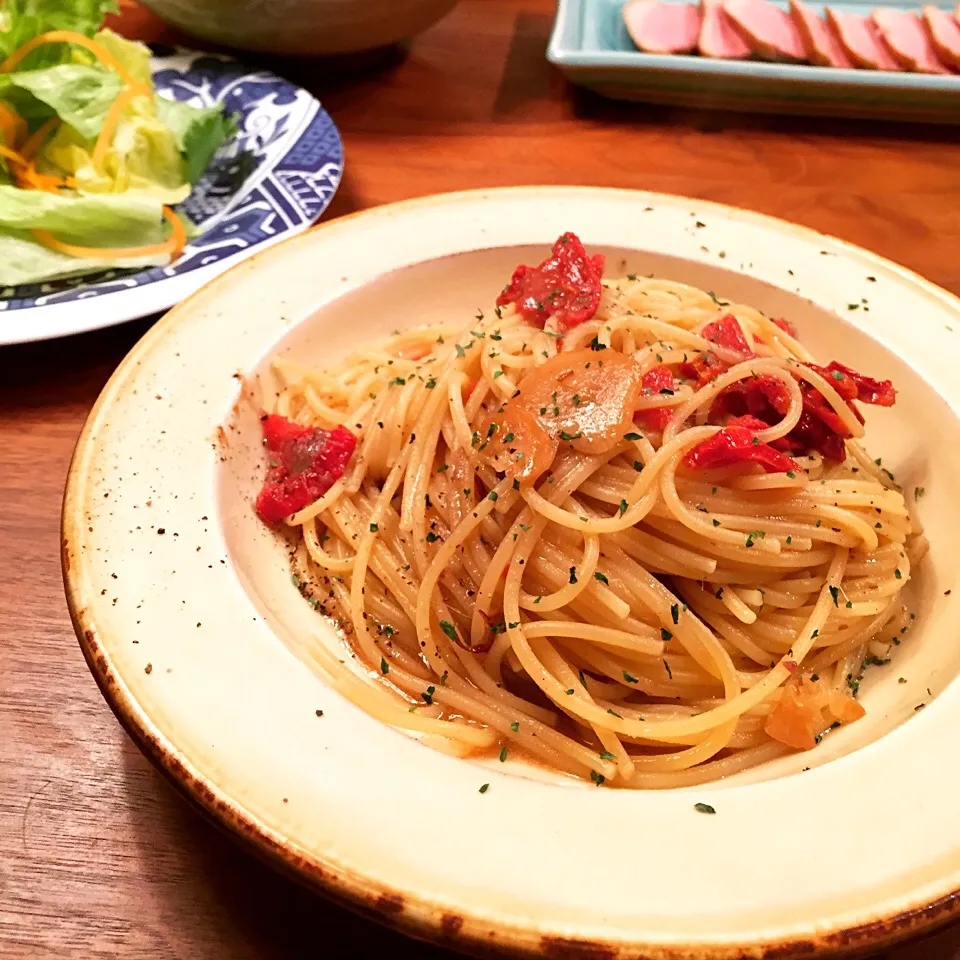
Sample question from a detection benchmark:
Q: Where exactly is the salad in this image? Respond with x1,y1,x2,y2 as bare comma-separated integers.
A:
0,0,233,286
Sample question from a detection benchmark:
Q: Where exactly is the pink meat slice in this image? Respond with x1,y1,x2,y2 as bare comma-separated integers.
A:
825,8,902,69
872,7,951,72
624,0,702,53
789,0,853,65
921,5,960,69
698,0,753,57
723,0,807,61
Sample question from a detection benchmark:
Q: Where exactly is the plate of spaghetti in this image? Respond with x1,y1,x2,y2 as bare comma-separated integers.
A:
64,187,960,958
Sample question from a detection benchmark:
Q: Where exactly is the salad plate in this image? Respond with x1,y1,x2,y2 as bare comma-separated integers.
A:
0,48,342,346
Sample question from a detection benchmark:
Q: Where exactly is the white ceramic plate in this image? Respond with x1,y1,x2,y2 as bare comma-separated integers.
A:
63,187,960,958
0,49,342,346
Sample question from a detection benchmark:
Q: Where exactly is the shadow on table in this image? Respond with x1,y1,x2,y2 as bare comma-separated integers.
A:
120,743,460,959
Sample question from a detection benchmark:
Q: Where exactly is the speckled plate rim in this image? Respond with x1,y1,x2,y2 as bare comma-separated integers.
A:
62,186,960,960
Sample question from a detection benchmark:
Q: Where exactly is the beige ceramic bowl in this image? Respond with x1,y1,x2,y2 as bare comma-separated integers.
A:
63,187,960,958
138,0,460,56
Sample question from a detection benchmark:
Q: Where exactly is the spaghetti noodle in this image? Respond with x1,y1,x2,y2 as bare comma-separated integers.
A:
256,233,925,788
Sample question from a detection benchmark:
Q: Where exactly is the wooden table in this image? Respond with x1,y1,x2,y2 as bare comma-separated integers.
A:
2,2,959,957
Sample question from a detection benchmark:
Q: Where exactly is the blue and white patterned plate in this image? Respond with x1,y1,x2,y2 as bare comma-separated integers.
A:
0,49,343,346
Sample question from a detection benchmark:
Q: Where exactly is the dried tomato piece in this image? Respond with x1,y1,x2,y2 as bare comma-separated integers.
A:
809,361,895,407
772,317,798,338
496,232,605,330
700,315,753,357
709,374,791,424
634,365,677,431
684,419,798,474
255,413,356,523
770,407,847,463
681,350,726,387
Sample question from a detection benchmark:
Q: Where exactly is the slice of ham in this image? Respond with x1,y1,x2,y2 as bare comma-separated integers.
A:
723,0,807,61
923,5,960,68
790,0,853,65
699,0,753,57
624,0,702,53
872,8,952,72
825,9,902,69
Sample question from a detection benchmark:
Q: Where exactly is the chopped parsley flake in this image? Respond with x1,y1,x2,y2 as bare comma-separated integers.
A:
694,802,716,814
439,620,458,641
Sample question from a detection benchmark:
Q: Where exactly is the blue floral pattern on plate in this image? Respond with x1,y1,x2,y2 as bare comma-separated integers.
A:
0,50,343,311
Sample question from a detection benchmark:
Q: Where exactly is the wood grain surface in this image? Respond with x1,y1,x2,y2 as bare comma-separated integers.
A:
2,2,960,957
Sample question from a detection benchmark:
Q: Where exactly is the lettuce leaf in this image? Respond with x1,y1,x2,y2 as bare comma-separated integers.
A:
0,230,166,286
0,1,119,64
155,96,234,185
92,27,153,88
42,100,192,204
0,183,165,245
0,185,171,284
3,64,124,139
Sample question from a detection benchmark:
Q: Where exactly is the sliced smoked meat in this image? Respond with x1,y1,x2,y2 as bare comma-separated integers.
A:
790,0,853,66
921,5,960,69
872,7,951,72
826,8,902,69
723,0,807,61
698,0,752,57
624,0,702,53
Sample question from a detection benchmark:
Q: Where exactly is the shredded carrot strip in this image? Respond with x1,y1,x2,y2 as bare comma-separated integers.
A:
33,206,186,260
92,84,149,170
0,145,28,168
164,206,187,258
0,144,51,190
0,102,26,148
0,31,141,88
20,117,59,160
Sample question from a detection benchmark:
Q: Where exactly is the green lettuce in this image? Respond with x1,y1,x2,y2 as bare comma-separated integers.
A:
155,96,236,185
0,230,167,286
0,9,234,286
0,184,165,243
3,64,124,139
0,1,119,64
0,185,171,286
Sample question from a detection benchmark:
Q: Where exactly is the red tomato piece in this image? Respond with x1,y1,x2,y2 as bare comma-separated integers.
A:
709,374,791,424
684,421,799,474
681,350,727,387
255,414,356,523
770,407,847,463
634,366,677,431
496,232,605,330
772,317,798,338
808,361,895,407
700,314,753,357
